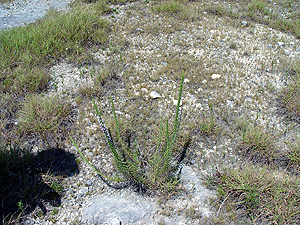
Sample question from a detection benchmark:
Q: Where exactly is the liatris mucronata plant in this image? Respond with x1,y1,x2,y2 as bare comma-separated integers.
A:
71,74,190,194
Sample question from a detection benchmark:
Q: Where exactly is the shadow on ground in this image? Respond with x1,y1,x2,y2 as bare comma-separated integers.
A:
0,147,79,223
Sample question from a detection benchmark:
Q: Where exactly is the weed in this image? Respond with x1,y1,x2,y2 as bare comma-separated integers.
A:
71,75,191,194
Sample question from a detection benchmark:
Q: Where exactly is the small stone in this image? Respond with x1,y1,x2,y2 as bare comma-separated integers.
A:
78,187,89,197
277,41,284,47
267,44,273,48
202,80,207,84
150,91,162,99
284,49,290,55
173,99,182,106
211,74,221,79
184,78,190,83
241,21,247,26
86,180,94,186
141,88,148,93
115,111,123,115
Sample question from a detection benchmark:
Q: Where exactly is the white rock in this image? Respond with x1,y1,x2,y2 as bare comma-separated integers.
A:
141,88,148,93
202,80,207,84
115,111,123,115
277,41,284,47
184,78,190,83
149,91,162,99
211,74,221,79
241,21,248,26
173,99,183,106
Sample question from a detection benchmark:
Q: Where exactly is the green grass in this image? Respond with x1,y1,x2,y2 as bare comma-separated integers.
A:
286,136,300,174
282,69,300,122
215,166,300,224
152,0,191,20
0,1,110,95
238,125,277,164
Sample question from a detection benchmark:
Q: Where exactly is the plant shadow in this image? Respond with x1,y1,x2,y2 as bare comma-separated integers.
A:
0,147,79,223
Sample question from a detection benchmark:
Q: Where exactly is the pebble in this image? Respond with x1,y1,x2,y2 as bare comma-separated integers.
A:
115,111,124,115
141,88,148,93
241,21,248,26
277,41,285,47
149,91,162,99
184,78,190,83
211,74,221,79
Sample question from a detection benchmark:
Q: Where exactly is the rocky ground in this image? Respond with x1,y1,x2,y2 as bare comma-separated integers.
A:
0,0,71,30
2,0,300,224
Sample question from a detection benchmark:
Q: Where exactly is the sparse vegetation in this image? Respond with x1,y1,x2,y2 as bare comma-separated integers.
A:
1,0,300,223
215,166,300,224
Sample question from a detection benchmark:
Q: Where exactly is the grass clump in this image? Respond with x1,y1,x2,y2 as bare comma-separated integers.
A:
286,136,300,174
198,106,220,136
152,0,189,19
18,94,71,147
71,75,191,194
282,72,300,122
216,166,300,224
238,125,277,164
